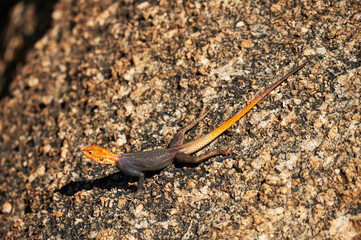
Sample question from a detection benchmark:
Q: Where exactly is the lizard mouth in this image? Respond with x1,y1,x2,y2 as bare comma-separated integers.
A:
81,145,118,166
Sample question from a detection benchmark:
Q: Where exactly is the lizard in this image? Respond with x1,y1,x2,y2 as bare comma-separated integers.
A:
82,62,306,192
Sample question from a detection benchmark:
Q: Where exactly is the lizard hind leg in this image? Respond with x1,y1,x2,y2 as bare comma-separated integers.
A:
168,105,209,148
174,147,232,164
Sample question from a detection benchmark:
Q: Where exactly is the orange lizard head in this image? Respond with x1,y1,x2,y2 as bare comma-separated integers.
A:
82,145,118,166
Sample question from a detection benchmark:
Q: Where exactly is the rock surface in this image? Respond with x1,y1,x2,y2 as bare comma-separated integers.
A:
0,0,360,239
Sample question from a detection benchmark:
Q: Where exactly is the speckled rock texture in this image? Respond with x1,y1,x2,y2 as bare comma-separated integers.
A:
1,0,360,239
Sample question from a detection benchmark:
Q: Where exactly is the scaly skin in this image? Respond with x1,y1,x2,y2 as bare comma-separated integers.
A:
82,145,118,166
82,62,307,192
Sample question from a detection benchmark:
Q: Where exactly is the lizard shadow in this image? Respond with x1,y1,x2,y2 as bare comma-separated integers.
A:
56,172,127,196
56,171,162,196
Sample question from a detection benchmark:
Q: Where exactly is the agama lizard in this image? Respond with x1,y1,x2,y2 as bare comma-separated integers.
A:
82,62,306,192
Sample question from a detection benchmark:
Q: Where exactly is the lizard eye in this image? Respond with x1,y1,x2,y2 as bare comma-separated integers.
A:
88,151,93,155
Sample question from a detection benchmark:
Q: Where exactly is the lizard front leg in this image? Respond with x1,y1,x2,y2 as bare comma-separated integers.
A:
116,162,145,192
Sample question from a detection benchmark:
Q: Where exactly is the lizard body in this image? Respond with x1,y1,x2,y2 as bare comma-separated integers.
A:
82,62,306,192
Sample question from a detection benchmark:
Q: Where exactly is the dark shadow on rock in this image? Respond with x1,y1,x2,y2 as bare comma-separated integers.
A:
56,170,163,196
0,0,58,99
56,172,128,196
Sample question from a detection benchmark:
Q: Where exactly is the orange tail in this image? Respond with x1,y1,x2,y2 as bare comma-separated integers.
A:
180,62,307,154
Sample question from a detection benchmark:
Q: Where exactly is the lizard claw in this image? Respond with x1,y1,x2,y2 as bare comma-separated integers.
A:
220,146,234,155
197,104,209,121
